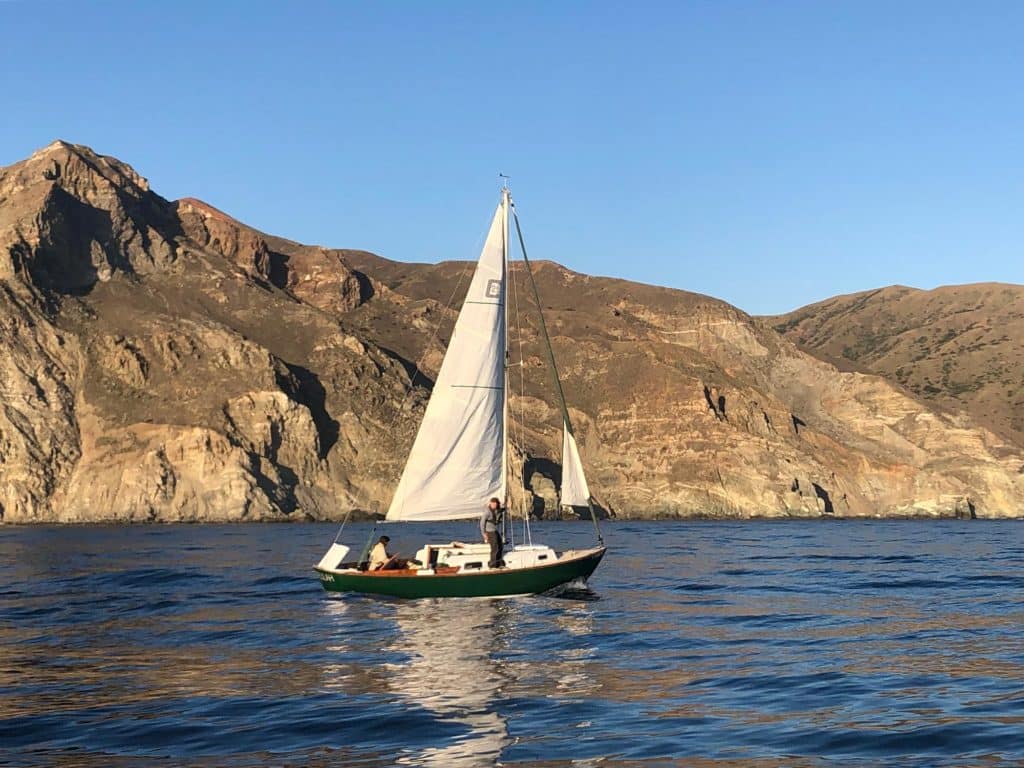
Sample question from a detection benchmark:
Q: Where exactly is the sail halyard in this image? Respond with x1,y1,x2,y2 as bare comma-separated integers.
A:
385,196,509,522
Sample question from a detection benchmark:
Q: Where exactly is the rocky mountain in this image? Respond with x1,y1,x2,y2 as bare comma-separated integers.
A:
1,141,1022,522
773,285,1024,448
0,141,410,523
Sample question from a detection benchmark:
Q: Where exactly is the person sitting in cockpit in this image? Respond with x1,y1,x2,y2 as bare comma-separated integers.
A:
369,535,409,570
369,535,394,570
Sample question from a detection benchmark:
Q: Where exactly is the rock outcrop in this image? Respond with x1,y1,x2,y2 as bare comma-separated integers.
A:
0,141,410,522
1,141,1022,522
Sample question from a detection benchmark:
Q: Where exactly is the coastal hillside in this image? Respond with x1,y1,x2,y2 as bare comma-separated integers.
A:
1,141,1022,522
773,285,1024,448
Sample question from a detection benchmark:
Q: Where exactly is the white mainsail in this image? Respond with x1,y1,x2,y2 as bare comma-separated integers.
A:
386,195,508,521
560,422,591,507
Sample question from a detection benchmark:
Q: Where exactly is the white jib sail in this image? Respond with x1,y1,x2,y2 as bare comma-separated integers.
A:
560,422,591,507
386,198,508,521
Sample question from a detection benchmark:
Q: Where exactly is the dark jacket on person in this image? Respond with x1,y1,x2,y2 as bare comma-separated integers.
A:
480,505,503,540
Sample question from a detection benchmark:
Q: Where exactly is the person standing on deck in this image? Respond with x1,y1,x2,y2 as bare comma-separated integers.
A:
480,497,504,568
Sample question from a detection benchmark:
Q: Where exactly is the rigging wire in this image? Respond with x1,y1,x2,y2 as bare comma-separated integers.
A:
332,509,353,544
508,229,533,546
512,202,605,547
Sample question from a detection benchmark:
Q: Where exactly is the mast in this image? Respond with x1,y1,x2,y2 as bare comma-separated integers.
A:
500,183,511,516
511,204,604,546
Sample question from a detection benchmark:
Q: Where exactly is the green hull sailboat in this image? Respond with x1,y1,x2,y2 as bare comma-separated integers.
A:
317,545,605,599
314,184,606,599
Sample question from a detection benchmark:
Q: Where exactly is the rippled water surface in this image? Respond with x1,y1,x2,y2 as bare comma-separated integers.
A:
3,521,1024,767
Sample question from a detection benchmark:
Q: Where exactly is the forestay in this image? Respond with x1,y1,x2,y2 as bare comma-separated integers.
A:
386,197,508,521
560,421,591,507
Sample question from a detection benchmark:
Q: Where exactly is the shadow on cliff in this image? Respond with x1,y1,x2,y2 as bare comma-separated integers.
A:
282,363,339,460
26,184,186,304
267,250,290,290
523,456,613,520
376,345,436,394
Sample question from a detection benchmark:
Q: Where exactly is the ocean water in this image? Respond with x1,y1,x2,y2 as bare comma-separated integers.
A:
2,520,1023,767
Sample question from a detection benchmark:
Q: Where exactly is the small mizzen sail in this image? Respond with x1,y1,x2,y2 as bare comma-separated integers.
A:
386,195,508,521
560,422,591,507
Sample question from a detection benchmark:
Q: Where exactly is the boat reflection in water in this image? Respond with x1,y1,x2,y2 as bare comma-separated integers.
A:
319,596,517,766
388,598,512,767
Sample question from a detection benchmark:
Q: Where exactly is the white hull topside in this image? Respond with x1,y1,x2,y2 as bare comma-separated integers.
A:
317,541,566,574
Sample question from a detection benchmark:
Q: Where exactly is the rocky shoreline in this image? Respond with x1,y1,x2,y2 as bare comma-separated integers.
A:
4,511,1018,525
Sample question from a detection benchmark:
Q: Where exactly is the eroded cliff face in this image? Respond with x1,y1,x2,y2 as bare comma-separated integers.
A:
344,255,1024,519
1,141,1022,522
0,284,81,520
0,141,412,522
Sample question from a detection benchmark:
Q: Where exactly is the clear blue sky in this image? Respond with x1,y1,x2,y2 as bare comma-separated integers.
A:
3,1,1022,314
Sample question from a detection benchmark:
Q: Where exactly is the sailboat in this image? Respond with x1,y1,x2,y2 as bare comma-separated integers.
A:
314,185,606,599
